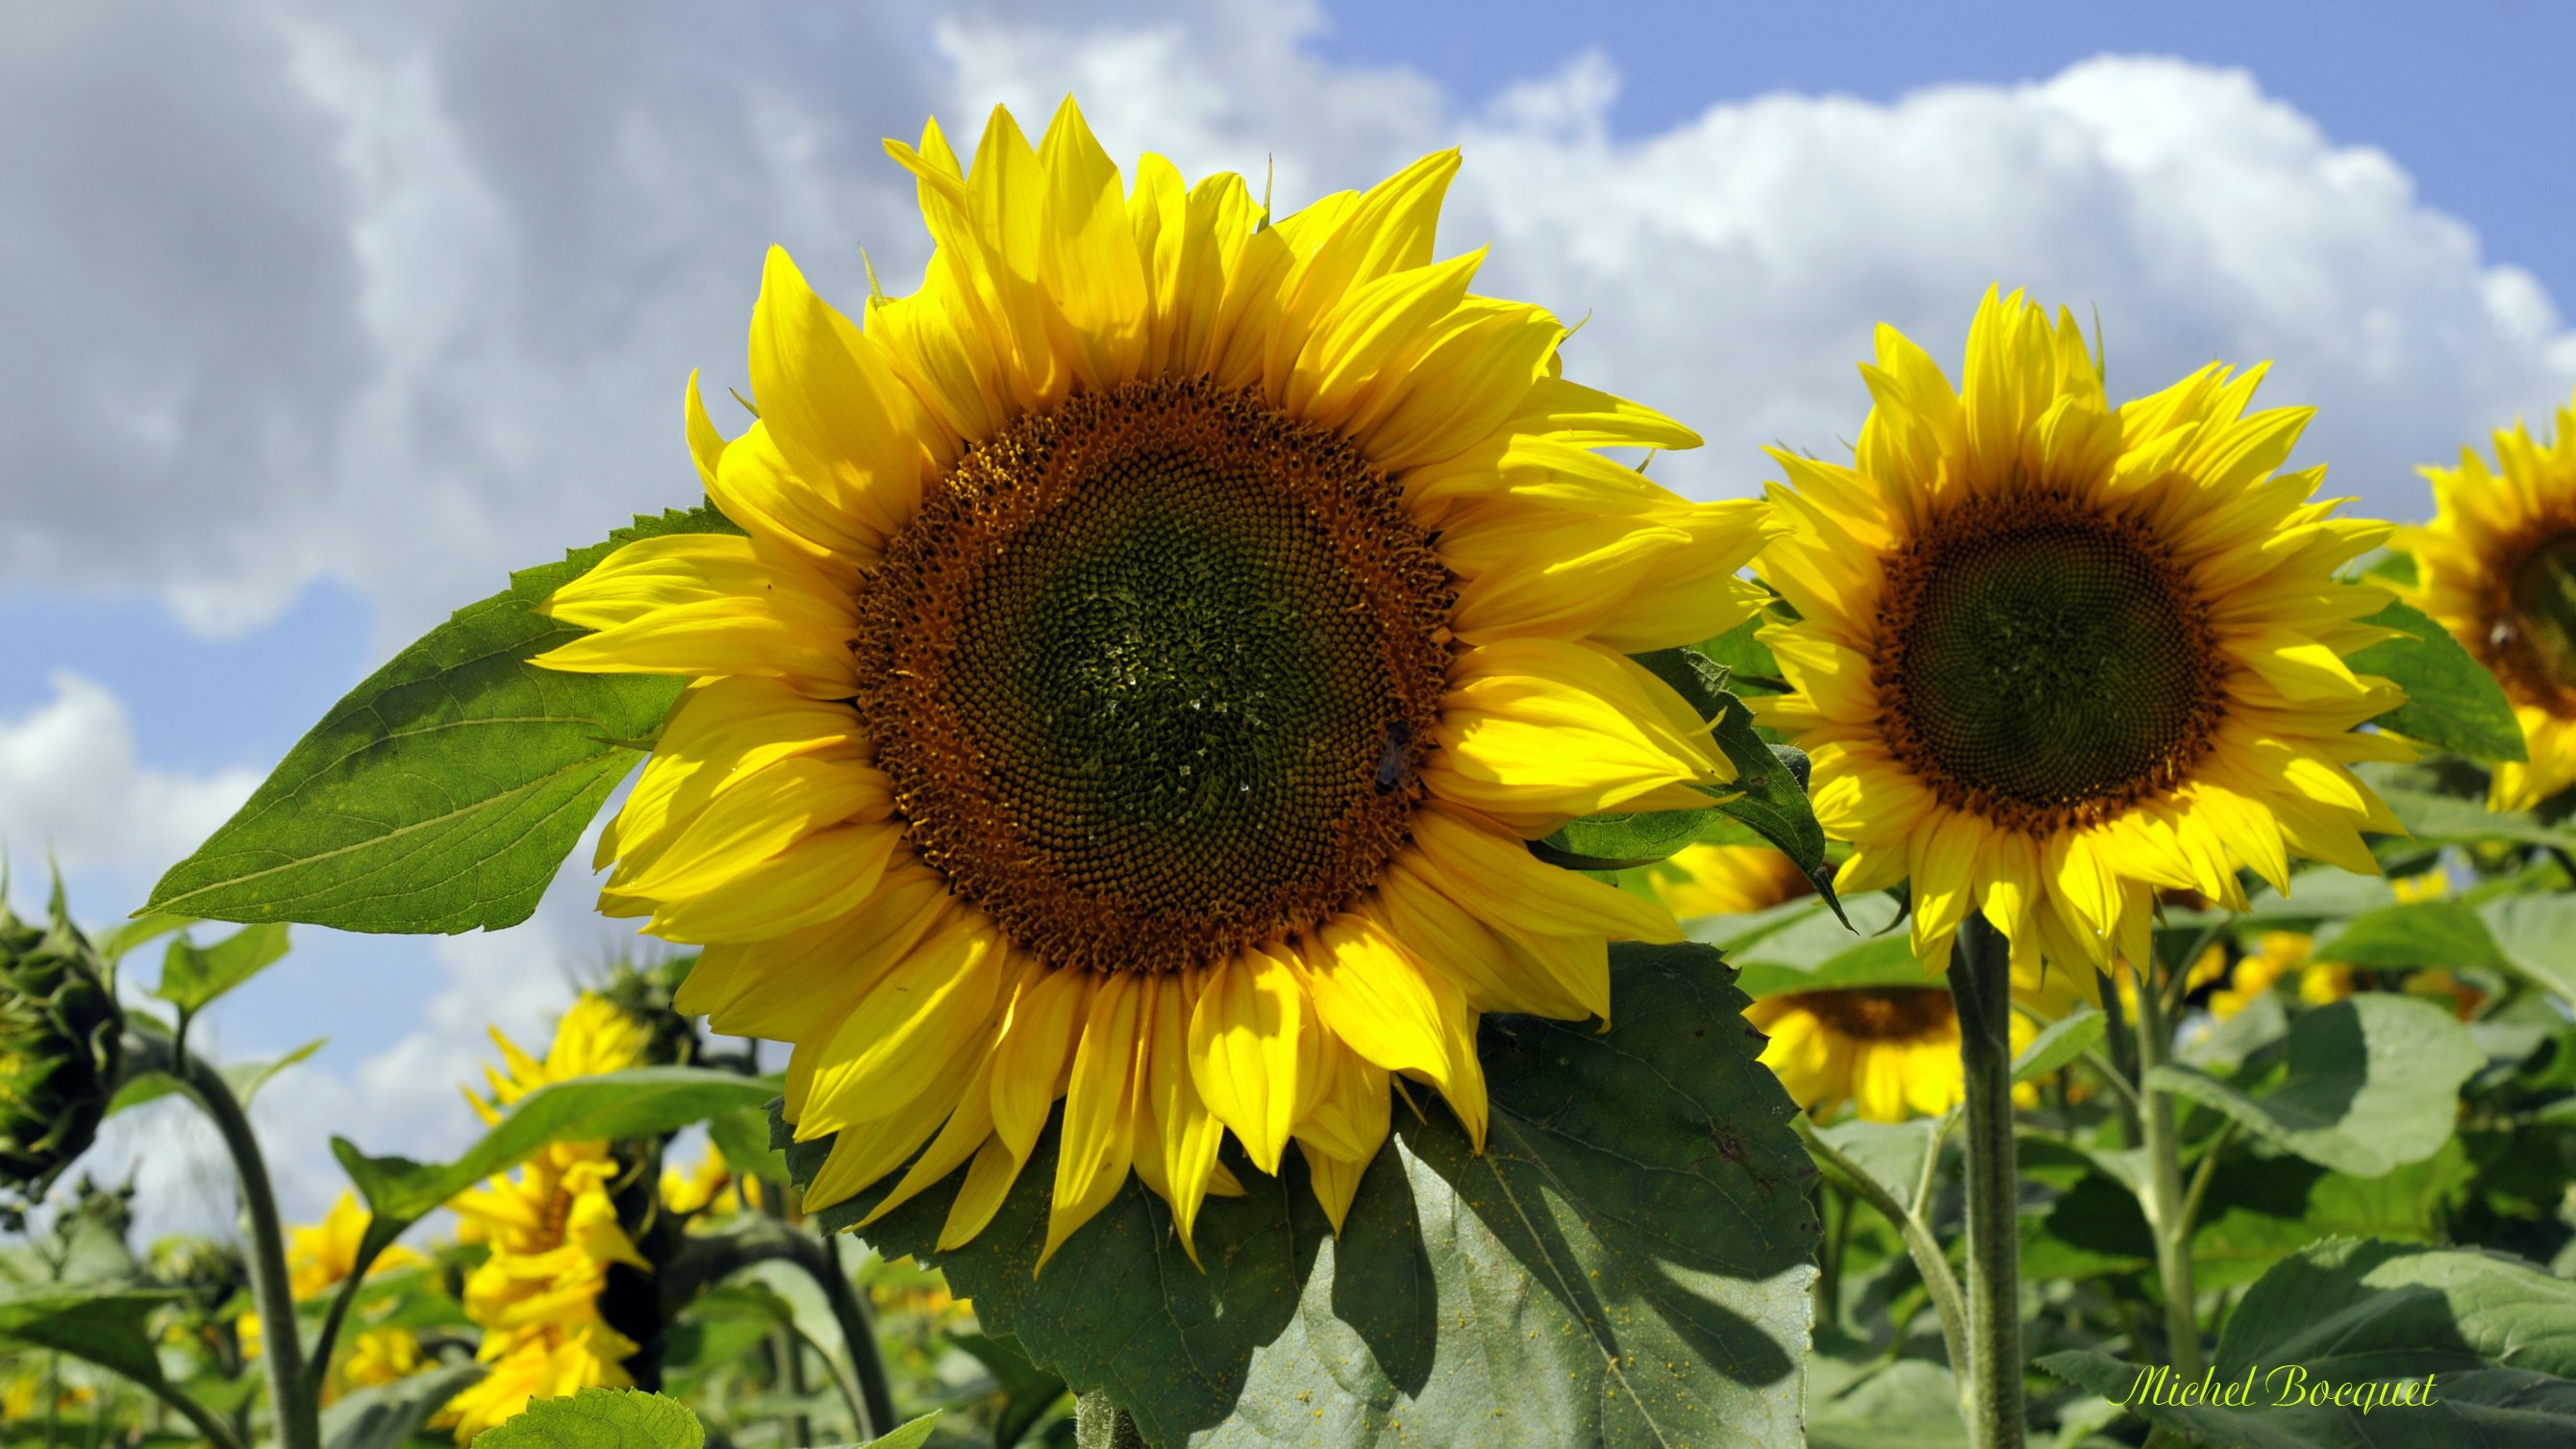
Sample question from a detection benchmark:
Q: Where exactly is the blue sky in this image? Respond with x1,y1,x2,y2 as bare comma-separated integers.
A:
7,0,2573,1230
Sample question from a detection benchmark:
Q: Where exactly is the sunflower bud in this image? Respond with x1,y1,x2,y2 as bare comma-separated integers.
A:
596,956,700,1068
0,884,124,1217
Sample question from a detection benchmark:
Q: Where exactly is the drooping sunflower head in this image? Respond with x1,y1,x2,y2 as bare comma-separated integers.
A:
2406,390,2576,809
1757,288,2407,975
534,97,1776,1263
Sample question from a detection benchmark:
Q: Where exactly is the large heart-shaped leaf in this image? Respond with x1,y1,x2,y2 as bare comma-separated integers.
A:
2478,894,2576,1006
2308,901,2506,971
801,942,1817,1448
142,508,737,934
476,1389,705,1449
2041,1238,2576,1448
2145,995,2480,1177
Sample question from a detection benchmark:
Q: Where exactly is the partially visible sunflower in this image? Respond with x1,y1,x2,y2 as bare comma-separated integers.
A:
1757,288,2406,978
435,996,652,1443
286,1190,423,1299
1635,842,1813,919
2406,390,2576,809
662,1143,763,1218
534,98,1774,1262
1641,839,2042,1122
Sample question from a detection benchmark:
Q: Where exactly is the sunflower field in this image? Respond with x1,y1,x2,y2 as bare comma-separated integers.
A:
7,96,2575,1449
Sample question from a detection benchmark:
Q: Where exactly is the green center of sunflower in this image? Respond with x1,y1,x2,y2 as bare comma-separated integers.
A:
2506,532,2576,698
854,378,1452,974
1875,493,2227,834
1786,987,1954,1042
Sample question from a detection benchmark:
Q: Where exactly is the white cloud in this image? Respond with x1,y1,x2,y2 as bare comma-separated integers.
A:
0,672,258,887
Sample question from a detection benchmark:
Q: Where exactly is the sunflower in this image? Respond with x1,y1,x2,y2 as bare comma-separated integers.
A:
2407,391,2576,808
286,1190,423,1300
1639,837,2041,1121
435,998,652,1442
532,98,1771,1262
1755,288,2407,977
1634,841,1813,918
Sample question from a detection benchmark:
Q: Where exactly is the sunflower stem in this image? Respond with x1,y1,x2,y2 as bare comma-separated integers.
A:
1947,913,2024,1449
1075,1391,1146,1448
166,1042,319,1449
2132,975,2205,1380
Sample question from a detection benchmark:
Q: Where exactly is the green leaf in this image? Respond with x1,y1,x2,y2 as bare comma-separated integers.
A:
704,1102,788,1187
1810,1117,1940,1216
153,922,290,1014
321,1362,487,1449
2362,772,2576,852
2348,599,2526,762
2477,894,2576,1006
2308,900,2506,971
1629,647,1840,918
2012,1007,2105,1085
476,1389,704,1449
1721,893,1924,998
1687,611,1788,696
334,1066,777,1225
141,508,739,935
2040,1238,2576,1448
2145,995,2481,1176
844,1413,943,1449
950,1332,1068,1448
810,941,1818,1448
1805,1356,1969,1449
96,913,190,965
1535,807,1708,871
223,1037,327,1106
0,1286,179,1388
1707,696,1843,922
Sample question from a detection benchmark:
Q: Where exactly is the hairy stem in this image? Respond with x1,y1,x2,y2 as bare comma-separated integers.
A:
1797,1116,1970,1414
170,1046,319,1449
2132,968,2205,1380
1948,914,2025,1449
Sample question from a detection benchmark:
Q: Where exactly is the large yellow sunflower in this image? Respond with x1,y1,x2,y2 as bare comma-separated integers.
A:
533,98,1772,1262
1756,289,2407,975
2405,390,2576,808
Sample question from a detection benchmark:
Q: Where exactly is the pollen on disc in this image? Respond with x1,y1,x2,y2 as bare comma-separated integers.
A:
854,378,1453,974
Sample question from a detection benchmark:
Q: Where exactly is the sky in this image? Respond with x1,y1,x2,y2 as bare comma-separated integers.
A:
6,0,2574,1238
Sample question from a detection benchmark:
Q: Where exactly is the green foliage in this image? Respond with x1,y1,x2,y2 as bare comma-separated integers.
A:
320,1363,488,1449
1711,892,1923,998
799,941,1818,1448
2348,599,2526,762
2010,1008,2104,1086
2146,995,2482,1177
152,922,290,1015
2042,1238,2576,1447
2308,900,2505,971
141,507,739,935
333,1066,779,1225
0,1286,181,1389
476,1389,707,1449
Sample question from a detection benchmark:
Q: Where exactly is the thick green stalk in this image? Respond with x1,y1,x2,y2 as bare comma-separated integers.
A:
1947,914,2025,1449
662,1219,896,1438
173,1047,320,1449
2131,974,2205,1379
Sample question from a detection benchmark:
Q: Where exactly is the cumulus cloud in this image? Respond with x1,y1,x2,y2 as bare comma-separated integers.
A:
11,0,2572,643
0,672,258,887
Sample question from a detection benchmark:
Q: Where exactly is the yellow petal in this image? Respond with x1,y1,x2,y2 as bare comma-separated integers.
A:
1040,971,1145,1268
1185,947,1304,1175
